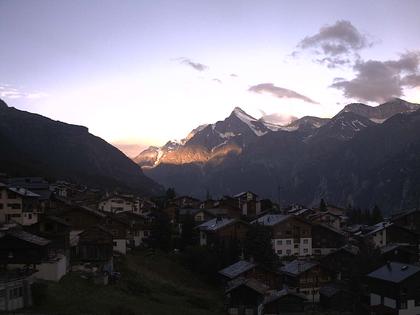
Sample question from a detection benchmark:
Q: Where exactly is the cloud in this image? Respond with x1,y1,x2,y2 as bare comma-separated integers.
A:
0,84,49,100
294,20,373,68
230,73,238,77
259,110,297,125
177,58,208,71
330,51,420,102
212,78,222,84
249,83,319,104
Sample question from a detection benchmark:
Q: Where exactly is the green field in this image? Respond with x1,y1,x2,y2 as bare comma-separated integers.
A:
33,250,224,315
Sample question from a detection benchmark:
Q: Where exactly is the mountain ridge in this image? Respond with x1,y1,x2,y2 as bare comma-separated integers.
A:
0,99,163,196
136,98,420,211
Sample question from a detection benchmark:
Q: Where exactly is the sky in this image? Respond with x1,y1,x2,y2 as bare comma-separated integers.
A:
1,0,420,157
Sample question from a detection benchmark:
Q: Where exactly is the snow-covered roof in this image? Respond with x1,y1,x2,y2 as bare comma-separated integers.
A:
7,187,40,198
281,259,319,276
197,217,236,231
251,214,291,226
219,260,257,279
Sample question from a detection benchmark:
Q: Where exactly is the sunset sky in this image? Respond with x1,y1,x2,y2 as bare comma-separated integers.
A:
1,0,420,156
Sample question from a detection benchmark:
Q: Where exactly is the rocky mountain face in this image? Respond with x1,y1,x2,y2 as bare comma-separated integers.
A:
0,100,162,195
136,98,420,212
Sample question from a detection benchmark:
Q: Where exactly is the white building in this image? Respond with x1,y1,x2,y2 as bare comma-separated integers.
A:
252,214,312,258
0,184,40,226
99,194,137,214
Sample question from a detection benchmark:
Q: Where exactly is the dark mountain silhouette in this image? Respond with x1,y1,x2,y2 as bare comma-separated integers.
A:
0,99,162,195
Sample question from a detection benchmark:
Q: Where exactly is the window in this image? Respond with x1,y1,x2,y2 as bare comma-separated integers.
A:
277,250,282,255
286,249,291,255
113,241,117,247
294,244,298,248
400,299,407,309
286,240,292,245
276,240,282,245
0,204,3,209
303,239,309,244
304,248,308,253
144,231,149,236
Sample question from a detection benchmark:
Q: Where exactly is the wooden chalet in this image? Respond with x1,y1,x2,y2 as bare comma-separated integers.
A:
225,277,268,315
262,289,306,315
281,259,331,303
219,260,281,289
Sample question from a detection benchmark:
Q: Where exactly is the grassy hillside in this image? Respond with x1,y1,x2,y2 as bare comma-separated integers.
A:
33,250,224,315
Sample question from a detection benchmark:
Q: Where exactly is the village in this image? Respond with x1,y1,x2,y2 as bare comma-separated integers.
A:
1,176,420,315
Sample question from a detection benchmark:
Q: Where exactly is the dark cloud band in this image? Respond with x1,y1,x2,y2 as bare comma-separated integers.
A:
249,83,319,104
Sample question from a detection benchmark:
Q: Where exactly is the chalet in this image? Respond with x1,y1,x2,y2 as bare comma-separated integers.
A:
179,208,228,224
162,205,179,223
391,209,420,233
0,269,34,311
357,221,419,248
102,214,134,254
0,184,41,226
287,205,314,219
170,196,201,209
308,211,344,231
311,224,346,256
225,277,268,315
0,228,67,281
325,205,347,217
98,193,138,214
356,221,393,248
233,191,261,217
366,262,420,315
7,177,51,200
7,177,51,211
281,259,331,303
262,289,306,315
219,260,281,289
380,244,418,265
320,245,359,281
197,218,249,247
319,282,354,312
60,205,106,231
252,214,312,258
0,228,51,266
114,212,151,247
386,225,419,247
31,216,71,250
74,225,113,273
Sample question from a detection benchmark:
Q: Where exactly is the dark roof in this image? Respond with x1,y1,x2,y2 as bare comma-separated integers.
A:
225,277,268,295
281,259,319,276
63,204,106,218
263,288,306,304
45,216,71,227
6,229,50,246
367,262,420,283
319,283,350,298
219,260,257,279
0,269,36,283
233,191,258,198
380,243,416,255
313,223,346,235
391,208,419,221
